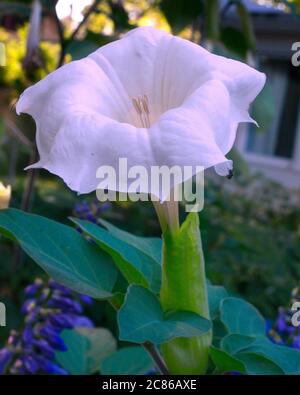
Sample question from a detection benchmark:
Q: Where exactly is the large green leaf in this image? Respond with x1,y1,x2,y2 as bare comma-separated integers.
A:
219,333,300,374
118,285,211,344
207,284,228,319
210,346,246,374
72,219,161,293
234,352,284,375
220,297,266,336
100,346,153,375
56,327,116,375
210,345,284,375
221,334,256,355
99,219,162,265
0,209,117,299
240,337,300,375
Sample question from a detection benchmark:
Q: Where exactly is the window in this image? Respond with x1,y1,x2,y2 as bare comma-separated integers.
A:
246,60,300,160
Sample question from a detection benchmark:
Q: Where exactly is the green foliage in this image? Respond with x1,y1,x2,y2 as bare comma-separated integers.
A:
207,284,228,319
72,218,162,293
209,291,300,374
202,176,300,316
56,327,117,375
252,82,276,133
100,346,153,375
0,209,118,298
159,0,203,33
220,297,266,336
0,25,59,90
118,285,211,344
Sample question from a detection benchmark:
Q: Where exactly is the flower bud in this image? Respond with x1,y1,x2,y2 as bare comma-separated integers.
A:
0,182,11,209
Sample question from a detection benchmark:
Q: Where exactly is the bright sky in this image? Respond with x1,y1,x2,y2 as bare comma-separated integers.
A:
55,0,93,22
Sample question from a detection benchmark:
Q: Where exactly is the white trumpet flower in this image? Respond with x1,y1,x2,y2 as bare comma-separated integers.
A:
17,27,265,201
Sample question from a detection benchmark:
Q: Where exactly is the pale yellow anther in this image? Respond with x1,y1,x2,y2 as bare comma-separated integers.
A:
132,95,151,128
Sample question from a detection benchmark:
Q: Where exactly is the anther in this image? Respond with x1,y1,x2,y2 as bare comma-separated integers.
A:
132,94,151,128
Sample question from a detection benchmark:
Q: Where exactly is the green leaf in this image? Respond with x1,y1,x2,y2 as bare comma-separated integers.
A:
160,0,203,33
72,219,161,293
210,346,246,374
118,285,211,344
220,27,248,58
99,219,162,265
207,284,228,319
240,337,300,375
221,334,256,355
219,333,300,374
0,209,117,299
220,297,266,336
234,352,284,375
56,327,117,375
66,40,99,60
210,345,283,375
100,346,153,375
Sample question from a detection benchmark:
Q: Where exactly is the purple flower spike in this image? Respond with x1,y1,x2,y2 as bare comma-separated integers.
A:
23,355,39,374
0,349,13,373
37,357,69,375
49,314,74,329
0,277,94,374
32,339,55,359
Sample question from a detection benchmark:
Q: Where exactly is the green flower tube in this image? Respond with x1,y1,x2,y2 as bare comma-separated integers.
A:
160,212,212,374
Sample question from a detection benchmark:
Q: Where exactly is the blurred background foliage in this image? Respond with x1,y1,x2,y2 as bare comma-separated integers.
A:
0,0,300,346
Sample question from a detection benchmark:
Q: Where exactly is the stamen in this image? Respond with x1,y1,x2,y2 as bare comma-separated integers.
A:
132,95,151,128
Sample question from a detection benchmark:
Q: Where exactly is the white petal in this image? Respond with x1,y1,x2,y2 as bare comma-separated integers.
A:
38,79,238,200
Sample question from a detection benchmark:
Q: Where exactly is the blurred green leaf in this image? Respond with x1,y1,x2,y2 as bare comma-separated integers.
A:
66,40,99,61
159,0,203,32
207,284,228,319
220,27,248,58
100,346,153,375
56,327,116,375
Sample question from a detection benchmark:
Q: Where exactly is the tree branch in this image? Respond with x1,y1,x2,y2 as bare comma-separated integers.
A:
55,0,102,68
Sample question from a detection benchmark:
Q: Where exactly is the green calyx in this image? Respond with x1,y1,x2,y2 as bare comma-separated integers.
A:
160,212,212,374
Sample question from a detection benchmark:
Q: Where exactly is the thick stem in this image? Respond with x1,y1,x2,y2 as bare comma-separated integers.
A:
159,213,212,374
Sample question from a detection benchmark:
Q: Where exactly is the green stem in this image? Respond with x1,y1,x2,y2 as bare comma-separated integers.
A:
159,213,212,374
